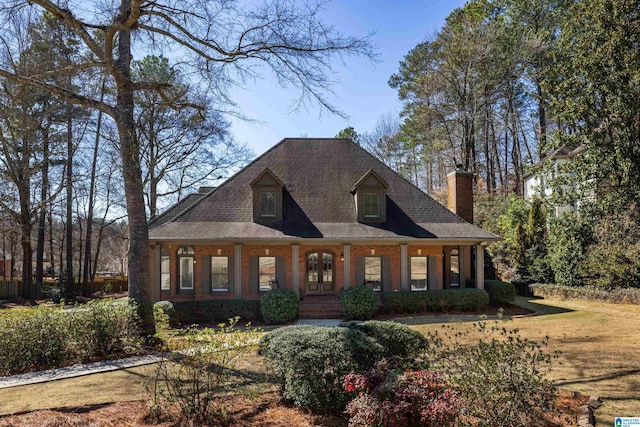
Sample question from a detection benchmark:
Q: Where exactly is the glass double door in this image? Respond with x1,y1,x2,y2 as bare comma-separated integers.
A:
306,251,334,295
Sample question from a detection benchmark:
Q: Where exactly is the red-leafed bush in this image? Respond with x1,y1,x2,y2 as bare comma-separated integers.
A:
343,360,461,427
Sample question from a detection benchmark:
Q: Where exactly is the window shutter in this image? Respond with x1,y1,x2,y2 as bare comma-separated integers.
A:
405,256,411,291
249,255,258,294
153,246,161,294
275,256,285,288
201,256,210,293
428,256,437,290
355,256,364,287
227,256,235,294
382,256,391,292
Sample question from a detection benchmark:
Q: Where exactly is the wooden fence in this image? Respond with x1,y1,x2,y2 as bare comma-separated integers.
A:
78,277,128,295
0,281,22,300
0,277,128,300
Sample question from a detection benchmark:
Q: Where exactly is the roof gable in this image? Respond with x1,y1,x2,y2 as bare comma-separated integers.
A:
250,167,285,188
350,168,388,193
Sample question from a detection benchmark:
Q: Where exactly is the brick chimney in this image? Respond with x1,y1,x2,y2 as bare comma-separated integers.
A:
447,166,473,223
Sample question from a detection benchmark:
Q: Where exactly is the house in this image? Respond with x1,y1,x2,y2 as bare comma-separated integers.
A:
148,138,499,304
523,145,588,216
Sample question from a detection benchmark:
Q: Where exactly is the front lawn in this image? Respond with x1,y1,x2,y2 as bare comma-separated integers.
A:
410,296,640,427
0,296,638,426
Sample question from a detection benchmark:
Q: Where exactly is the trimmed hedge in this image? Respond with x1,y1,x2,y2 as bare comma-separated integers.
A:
340,286,378,320
259,325,384,410
172,300,261,324
530,283,640,305
381,289,489,314
260,288,299,324
341,320,428,360
0,298,140,375
484,280,516,305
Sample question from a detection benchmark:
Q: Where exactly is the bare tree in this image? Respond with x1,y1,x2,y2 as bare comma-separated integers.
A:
0,0,374,331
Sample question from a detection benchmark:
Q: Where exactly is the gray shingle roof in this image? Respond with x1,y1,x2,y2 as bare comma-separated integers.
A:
150,138,499,242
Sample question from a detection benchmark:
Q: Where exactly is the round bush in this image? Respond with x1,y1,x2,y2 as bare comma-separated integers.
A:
153,300,175,317
259,325,384,410
342,320,428,360
340,286,378,320
260,288,299,324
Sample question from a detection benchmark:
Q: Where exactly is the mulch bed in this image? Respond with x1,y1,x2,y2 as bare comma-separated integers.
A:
0,392,588,427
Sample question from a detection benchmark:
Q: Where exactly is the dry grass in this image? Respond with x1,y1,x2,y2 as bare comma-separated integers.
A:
1,296,638,427
409,296,640,427
0,367,150,416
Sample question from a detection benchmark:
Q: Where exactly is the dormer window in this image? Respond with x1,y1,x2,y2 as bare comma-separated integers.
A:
260,191,277,217
251,168,284,222
351,169,388,223
363,193,380,218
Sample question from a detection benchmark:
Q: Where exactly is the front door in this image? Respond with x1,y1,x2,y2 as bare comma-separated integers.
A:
306,251,334,295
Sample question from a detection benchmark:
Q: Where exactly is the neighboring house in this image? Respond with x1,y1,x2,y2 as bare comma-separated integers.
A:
523,145,588,216
148,138,499,304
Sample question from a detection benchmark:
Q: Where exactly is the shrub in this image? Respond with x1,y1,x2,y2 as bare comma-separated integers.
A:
259,325,384,410
69,298,140,358
0,298,140,375
147,318,261,425
153,300,175,342
381,289,489,314
260,288,299,324
530,283,640,304
0,306,69,374
172,299,261,324
342,320,428,361
344,360,461,427
340,286,378,320
484,280,516,305
422,321,557,426
547,212,593,287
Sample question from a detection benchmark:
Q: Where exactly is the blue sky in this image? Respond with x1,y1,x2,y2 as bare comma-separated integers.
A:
229,0,467,155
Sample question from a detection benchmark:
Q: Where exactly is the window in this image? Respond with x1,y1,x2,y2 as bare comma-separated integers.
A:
211,257,229,291
260,191,276,218
259,256,276,291
410,256,428,291
178,246,194,290
450,248,460,287
364,256,381,291
363,193,380,218
160,248,170,291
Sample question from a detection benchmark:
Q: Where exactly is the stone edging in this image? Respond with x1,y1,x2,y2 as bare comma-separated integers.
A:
557,388,601,427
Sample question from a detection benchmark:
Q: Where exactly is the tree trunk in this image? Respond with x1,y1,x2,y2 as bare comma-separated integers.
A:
83,81,105,292
35,122,50,289
19,188,34,300
48,208,55,277
116,3,154,334
65,109,74,295
536,78,546,158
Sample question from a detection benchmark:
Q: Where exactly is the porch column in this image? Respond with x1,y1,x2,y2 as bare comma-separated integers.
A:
400,244,408,291
475,245,484,290
343,244,351,289
291,244,300,296
234,244,242,298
